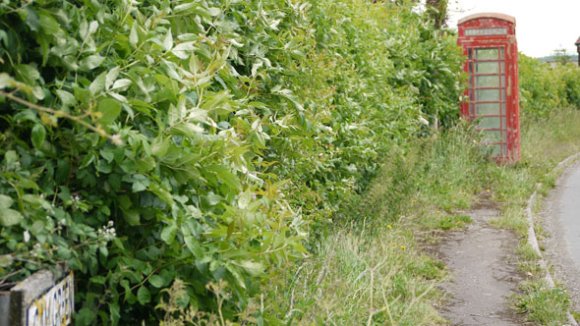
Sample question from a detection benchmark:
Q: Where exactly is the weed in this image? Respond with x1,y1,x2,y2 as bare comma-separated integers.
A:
435,215,472,230
516,280,570,325
265,109,580,325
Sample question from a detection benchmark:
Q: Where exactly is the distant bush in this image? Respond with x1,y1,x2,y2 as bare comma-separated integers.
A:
0,0,463,324
519,54,580,118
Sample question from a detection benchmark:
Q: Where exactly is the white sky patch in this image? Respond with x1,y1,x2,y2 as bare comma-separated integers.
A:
446,0,580,58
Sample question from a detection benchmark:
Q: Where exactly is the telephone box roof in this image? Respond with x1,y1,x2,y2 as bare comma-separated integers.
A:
458,13,516,25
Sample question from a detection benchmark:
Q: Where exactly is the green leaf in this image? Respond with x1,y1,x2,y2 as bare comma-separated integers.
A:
18,7,39,32
56,90,76,107
172,42,195,60
225,264,246,290
99,148,115,162
184,235,203,257
97,98,122,125
4,151,18,170
0,255,13,268
235,260,264,277
148,183,174,206
111,79,132,91
76,308,97,325
0,199,22,223
131,174,150,192
0,73,17,89
206,165,241,193
173,3,196,13
123,210,140,226
0,195,14,209
137,286,151,305
109,302,120,325
163,29,173,51
151,138,170,157
31,123,46,149
160,224,177,244
80,55,105,70
89,72,107,95
0,209,23,227
14,64,41,85
105,67,120,89
38,11,60,35
149,275,165,288
207,7,221,16
89,275,107,285
129,23,139,47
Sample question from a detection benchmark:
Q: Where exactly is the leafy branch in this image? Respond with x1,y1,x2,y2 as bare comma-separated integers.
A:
0,90,123,145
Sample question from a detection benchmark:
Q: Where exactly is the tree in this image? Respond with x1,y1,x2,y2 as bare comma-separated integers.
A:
425,0,448,29
553,48,572,65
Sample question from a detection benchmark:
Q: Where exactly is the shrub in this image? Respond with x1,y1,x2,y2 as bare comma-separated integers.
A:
519,54,580,118
0,0,463,323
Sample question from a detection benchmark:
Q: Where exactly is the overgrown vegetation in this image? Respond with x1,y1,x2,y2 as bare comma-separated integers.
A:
0,0,463,324
261,101,580,326
519,54,580,119
2,0,580,324
261,124,488,325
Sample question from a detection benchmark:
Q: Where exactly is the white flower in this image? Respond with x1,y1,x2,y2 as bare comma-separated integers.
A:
419,116,429,126
23,230,30,243
110,134,124,146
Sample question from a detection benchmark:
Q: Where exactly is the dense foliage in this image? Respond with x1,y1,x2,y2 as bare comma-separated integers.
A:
519,54,580,118
0,0,463,323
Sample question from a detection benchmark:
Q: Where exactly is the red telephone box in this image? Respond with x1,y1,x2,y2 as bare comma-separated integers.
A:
458,13,520,162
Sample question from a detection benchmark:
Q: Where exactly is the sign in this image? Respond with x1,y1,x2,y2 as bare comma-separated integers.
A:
26,273,74,326
465,27,508,36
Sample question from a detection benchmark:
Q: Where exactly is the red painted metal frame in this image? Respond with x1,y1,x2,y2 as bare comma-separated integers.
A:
457,13,520,163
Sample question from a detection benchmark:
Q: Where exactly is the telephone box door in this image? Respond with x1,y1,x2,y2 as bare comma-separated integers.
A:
458,13,520,163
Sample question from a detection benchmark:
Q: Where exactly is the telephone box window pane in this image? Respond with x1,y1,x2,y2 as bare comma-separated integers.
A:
478,117,501,129
501,103,506,115
499,48,505,59
476,103,501,115
476,75,500,87
481,130,503,143
476,89,500,101
476,48,498,60
476,62,500,74
487,144,502,156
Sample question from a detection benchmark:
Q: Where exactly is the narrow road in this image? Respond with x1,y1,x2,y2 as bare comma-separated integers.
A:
438,206,523,325
542,161,580,311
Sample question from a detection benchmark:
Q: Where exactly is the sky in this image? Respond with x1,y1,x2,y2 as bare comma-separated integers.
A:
445,0,580,58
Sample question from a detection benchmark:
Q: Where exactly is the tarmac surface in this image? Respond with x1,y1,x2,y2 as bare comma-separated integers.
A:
541,161,580,312
438,205,524,325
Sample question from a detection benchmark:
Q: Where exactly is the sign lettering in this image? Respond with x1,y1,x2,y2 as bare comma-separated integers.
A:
26,273,74,326
465,28,508,36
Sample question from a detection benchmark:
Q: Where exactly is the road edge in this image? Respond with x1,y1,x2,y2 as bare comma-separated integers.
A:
526,153,580,326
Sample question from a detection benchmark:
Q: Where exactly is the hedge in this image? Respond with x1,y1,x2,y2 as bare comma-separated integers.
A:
0,0,463,323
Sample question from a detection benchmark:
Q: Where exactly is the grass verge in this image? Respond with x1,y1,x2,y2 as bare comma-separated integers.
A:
491,109,580,325
263,108,580,325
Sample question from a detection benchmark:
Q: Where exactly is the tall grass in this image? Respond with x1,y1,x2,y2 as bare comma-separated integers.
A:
262,108,580,325
263,124,490,325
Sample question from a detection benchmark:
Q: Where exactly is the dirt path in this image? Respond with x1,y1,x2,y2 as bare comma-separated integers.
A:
437,205,524,325
541,161,580,312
